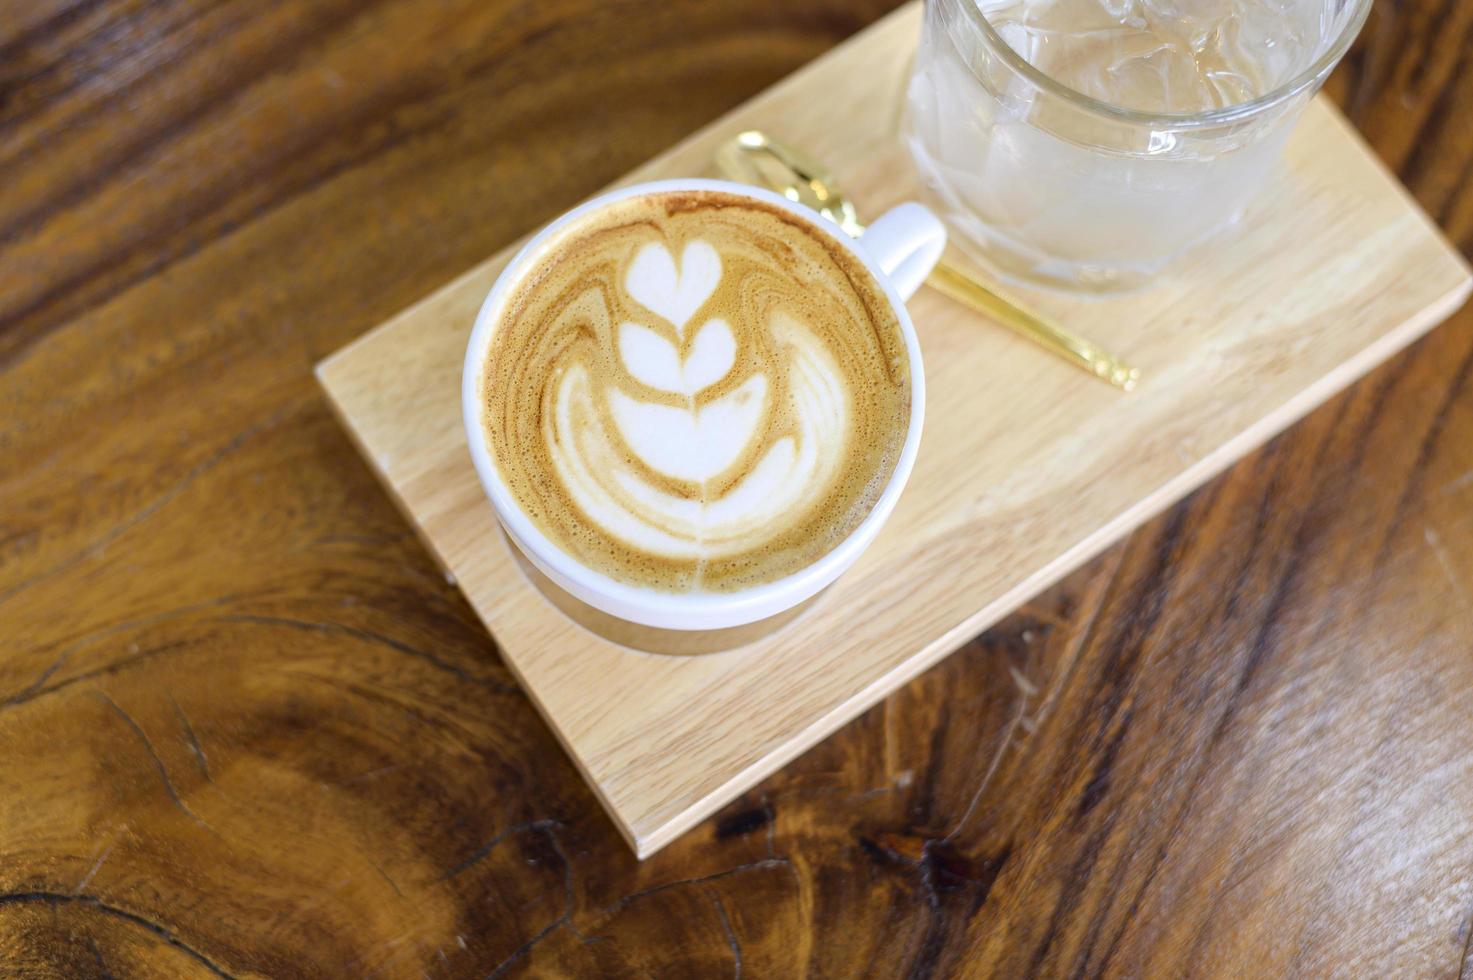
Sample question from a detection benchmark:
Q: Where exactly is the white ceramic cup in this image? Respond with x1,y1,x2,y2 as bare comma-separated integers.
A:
463,178,944,639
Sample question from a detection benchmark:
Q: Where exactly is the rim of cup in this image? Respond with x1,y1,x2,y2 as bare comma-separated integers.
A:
462,178,926,631
949,0,1374,131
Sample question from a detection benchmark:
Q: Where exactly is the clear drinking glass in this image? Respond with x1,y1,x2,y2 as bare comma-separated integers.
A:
903,0,1373,292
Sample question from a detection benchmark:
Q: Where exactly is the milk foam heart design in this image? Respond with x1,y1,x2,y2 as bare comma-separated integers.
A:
625,241,721,335
609,374,766,482
614,241,768,484
618,318,736,396
478,186,915,594
548,319,846,560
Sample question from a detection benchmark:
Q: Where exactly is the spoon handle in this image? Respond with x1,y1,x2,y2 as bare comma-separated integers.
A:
925,261,1140,391
714,130,1139,391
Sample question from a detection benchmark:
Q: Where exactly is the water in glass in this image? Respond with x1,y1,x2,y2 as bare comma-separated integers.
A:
904,0,1365,291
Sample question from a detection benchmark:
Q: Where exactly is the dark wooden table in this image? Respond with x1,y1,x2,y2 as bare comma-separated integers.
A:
3,1,1472,976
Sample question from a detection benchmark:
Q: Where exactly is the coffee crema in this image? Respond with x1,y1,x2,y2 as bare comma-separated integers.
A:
479,188,911,592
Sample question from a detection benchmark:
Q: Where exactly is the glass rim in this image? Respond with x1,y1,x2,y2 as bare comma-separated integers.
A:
952,0,1374,129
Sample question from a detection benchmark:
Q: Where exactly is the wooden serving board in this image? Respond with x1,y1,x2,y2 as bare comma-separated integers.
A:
315,2,1472,858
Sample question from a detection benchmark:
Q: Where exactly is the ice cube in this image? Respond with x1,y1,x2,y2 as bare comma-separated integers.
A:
978,0,1338,113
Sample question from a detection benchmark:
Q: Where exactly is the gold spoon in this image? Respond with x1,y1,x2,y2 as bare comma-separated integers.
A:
714,131,1140,392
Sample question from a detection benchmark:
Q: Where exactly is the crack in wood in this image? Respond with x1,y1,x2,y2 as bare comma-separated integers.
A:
73,836,120,895
1457,891,1473,980
438,819,561,882
944,692,1031,844
1033,545,1130,732
483,910,567,980
1,592,257,711
1424,525,1470,605
483,822,575,979
166,690,211,781
2,638,194,713
592,858,792,922
92,691,212,832
365,857,404,898
710,892,742,979
0,892,238,978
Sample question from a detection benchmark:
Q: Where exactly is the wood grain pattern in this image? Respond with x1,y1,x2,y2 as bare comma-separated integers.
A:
316,4,1470,858
2,0,1473,977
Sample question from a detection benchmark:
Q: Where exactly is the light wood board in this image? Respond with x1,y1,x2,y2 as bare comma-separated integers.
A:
315,2,1473,858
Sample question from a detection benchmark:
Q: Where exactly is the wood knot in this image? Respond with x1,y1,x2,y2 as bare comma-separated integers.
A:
714,805,773,840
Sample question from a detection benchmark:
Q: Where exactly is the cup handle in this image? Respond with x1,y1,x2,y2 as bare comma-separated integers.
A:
855,203,946,302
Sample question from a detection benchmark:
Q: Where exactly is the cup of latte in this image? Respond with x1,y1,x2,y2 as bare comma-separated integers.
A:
463,179,944,653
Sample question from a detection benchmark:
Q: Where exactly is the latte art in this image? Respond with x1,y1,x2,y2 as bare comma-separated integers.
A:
480,189,910,592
